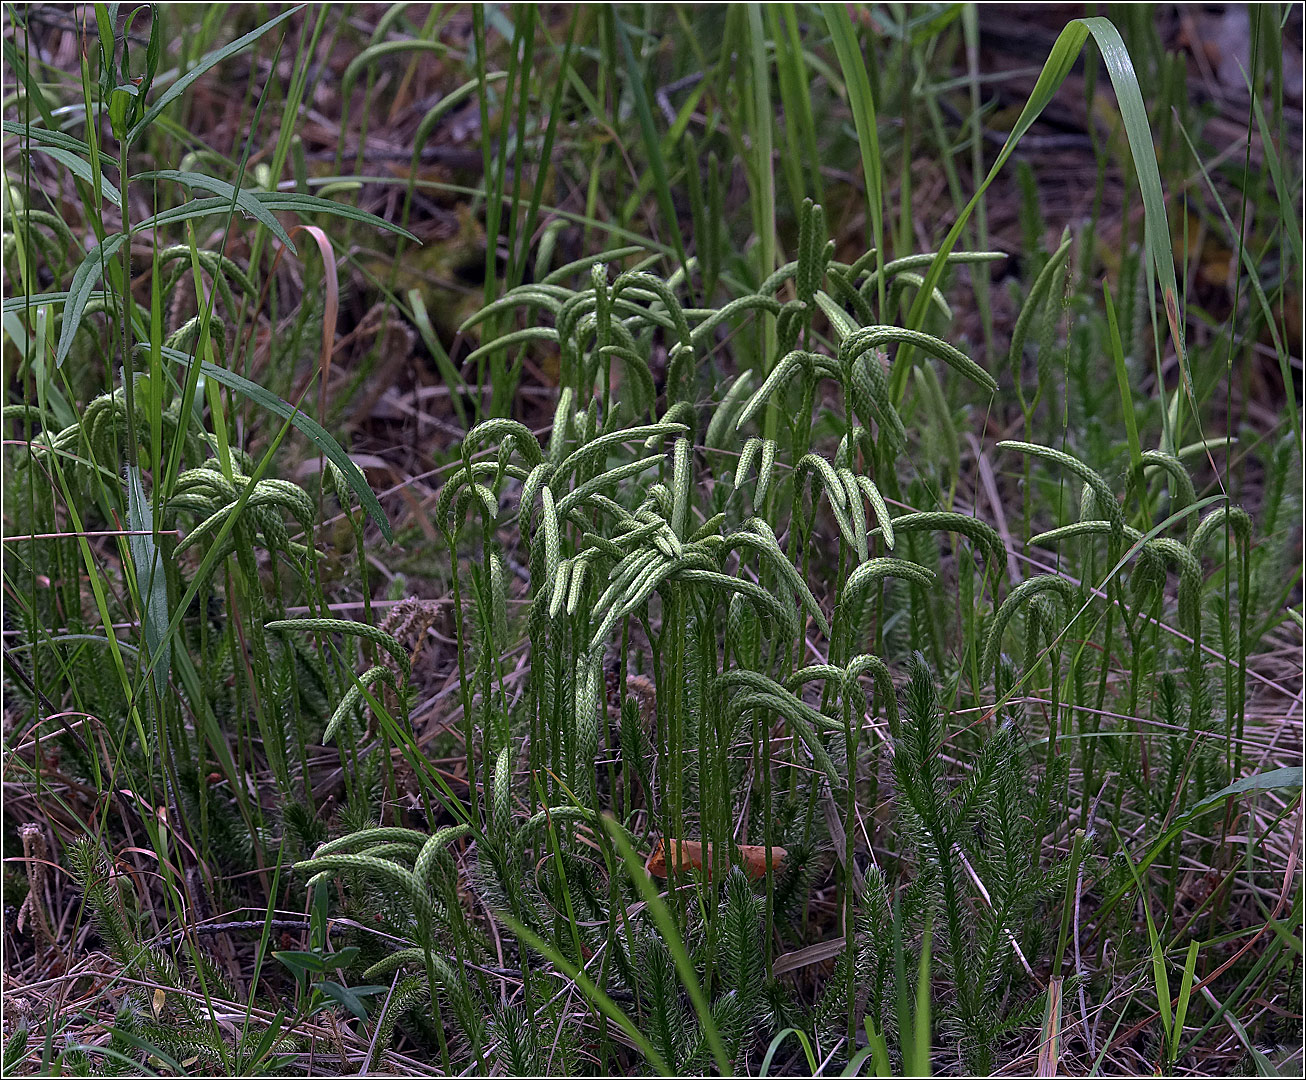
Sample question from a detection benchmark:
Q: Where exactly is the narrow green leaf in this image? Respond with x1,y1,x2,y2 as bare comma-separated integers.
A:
2,121,93,157
612,12,690,275
1,37,59,130
605,819,732,1075
408,290,467,428
134,170,294,249
1112,824,1170,1042
157,346,392,541
496,912,671,1075
56,233,126,366
759,1028,817,1076
1207,993,1278,1076
317,981,387,1022
1104,279,1142,473
4,291,107,314
865,1017,892,1077
823,3,886,314
1177,119,1301,448
32,142,122,203
1171,940,1200,1062
138,195,265,233
252,191,420,242
127,6,303,143
274,950,329,978
92,1026,177,1076
1189,766,1303,817
1247,80,1304,279
897,17,1188,414
125,465,170,697
908,920,933,1076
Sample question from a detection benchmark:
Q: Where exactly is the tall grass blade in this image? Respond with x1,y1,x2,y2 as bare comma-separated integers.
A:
896,17,1190,416
613,11,690,274
823,2,886,314
605,819,731,1074
497,912,672,1075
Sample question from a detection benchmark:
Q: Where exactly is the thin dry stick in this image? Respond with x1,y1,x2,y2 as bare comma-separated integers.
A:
360,970,404,1076
954,841,1038,980
2,529,182,542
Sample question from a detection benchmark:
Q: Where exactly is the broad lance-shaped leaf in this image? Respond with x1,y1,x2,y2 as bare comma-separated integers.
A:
25,145,121,207
1100,765,1304,911
3,291,110,314
134,170,294,250
126,5,303,144
318,981,389,1022
138,193,419,245
1189,766,1302,818
57,233,126,366
252,191,420,243
136,196,252,233
156,346,393,541
126,465,170,697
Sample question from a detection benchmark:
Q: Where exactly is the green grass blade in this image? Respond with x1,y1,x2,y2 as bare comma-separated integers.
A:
612,10,690,274
908,919,933,1076
126,5,303,143
1176,119,1301,448
1171,939,1200,1064
1,35,59,129
157,347,392,541
408,290,469,429
823,2,886,314
1105,766,1303,907
759,1027,817,1075
55,233,126,366
1104,279,1143,474
769,5,822,208
1111,823,1171,1044
1247,76,1304,281
604,819,731,1075
124,465,170,698
496,912,671,1075
896,17,1189,416
1081,17,1191,429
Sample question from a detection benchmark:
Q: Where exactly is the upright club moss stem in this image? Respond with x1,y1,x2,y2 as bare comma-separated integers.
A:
446,524,481,827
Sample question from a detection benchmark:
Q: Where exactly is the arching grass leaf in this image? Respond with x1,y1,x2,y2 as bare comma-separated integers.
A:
56,233,125,366
157,346,392,541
